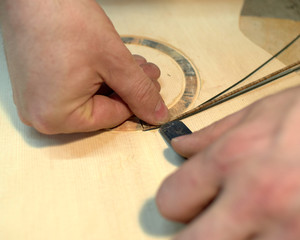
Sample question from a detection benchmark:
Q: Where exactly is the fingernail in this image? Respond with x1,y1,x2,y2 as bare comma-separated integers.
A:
155,100,170,124
171,135,188,143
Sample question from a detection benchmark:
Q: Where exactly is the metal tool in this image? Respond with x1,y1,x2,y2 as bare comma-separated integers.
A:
159,120,192,144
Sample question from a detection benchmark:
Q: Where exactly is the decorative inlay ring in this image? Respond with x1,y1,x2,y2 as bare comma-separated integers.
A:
113,36,201,131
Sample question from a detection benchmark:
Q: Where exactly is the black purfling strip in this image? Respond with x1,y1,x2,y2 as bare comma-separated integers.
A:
142,34,300,131
201,34,300,105
173,66,300,121
159,121,192,144
143,63,299,132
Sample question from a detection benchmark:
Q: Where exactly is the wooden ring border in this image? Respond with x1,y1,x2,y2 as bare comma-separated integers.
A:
111,36,201,131
122,36,200,118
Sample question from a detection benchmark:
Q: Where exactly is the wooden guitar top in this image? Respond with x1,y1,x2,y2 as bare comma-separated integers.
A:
0,0,299,239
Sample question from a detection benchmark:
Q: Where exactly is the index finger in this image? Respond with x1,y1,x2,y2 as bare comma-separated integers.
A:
171,109,246,158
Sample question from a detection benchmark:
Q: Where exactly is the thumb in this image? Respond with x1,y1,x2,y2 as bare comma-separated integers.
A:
121,62,170,125
100,40,170,125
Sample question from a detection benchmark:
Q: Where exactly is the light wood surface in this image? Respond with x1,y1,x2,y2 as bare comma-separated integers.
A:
0,0,299,239
240,17,300,66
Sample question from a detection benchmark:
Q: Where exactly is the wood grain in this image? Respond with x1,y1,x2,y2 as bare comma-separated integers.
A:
0,1,299,240
240,17,300,66
240,0,300,66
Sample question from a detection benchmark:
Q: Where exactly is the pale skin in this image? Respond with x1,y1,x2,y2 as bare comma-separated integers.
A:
157,87,300,240
0,0,169,134
1,0,300,239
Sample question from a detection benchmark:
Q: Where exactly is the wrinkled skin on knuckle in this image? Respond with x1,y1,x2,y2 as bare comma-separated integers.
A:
27,105,65,134
16,110,31,127
210,120,278,176
259,170,300,220
230,164,300,226
30,115,59,135
282,216,300,239
131,76,156,108
208,133,250,175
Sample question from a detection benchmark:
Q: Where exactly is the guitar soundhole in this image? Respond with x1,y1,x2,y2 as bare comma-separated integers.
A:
112,36,201,131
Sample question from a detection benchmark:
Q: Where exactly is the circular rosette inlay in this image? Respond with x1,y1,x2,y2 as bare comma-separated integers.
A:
112,36,201,131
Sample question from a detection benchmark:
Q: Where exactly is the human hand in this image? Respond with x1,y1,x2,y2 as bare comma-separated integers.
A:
0,0,169,134
156,86,300,239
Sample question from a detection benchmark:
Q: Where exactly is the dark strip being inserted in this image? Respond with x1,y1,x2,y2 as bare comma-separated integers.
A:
142,34,300,131
201,34,300,106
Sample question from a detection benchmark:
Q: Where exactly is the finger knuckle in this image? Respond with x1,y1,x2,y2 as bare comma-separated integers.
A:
246,170,300,219
211,137,243,174
29,108,61,135
131,77,156,106
15,107,31,126
211,129,264,175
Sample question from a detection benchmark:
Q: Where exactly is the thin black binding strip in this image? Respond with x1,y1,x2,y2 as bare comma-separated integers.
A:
201,34,300,105
142,34,300,131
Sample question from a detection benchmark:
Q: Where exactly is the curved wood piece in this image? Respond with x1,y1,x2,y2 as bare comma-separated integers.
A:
240,0,300,65
0,0,299,240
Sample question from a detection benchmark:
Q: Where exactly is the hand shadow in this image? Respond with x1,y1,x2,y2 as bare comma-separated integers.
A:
139,198,185,237
162,135,186,166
